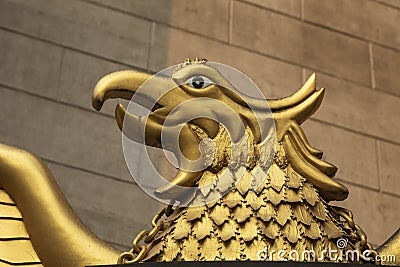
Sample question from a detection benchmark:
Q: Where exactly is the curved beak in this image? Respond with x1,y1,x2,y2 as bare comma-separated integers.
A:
92,70,170,112
92,70,205,201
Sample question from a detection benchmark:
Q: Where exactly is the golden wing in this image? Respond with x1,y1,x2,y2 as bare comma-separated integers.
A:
0,186,43,266
0,144,120,267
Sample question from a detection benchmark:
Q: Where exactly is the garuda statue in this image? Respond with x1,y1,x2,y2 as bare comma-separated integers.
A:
0,58,398,267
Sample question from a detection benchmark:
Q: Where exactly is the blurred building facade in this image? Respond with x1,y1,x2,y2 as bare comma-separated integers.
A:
0,0,399,250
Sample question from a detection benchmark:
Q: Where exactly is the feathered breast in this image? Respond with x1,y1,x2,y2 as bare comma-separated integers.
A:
142,126,356,262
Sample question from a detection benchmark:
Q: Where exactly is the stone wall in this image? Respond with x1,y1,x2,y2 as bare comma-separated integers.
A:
0,0,399,250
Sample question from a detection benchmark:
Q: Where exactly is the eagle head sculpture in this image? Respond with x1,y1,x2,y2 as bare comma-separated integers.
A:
91,58,376,263
0,58,398,266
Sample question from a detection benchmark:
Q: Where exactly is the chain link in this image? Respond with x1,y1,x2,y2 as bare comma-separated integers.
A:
120,204,377,264
332,206,380,265
118,206,171,264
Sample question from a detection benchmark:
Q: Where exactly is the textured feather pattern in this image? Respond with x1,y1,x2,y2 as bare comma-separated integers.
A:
146,161,351,262
0,189,43,266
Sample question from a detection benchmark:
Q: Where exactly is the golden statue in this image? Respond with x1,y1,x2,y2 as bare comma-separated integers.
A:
0,58,398,266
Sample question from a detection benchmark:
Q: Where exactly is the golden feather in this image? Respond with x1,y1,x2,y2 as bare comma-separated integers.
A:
304,221,322,240
209,204,230,226
200,236,220,260
293,203,312,226
287,188,302,203
310,200,328,221
259,221,280,239
286,166,304,189
322,220,344,239
235,170,253,196
186,205,206,221
302,183,319,206
241,217,259,242
233,204,253,224
275,204,292,226
223,190,243,208
264,186,285,206
218,219,237,242
268,164,287,192
172,216,192,240
161,236,180,261
244,238,265,260
0,190,14,204
180,235,200,261
221,238,242,261
245,190,263,210
198,171,217,197
194,216,214,240
257,203,275,222
282,220,300,244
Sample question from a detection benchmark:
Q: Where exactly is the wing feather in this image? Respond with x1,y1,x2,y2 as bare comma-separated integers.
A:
0,204,22,219
0,262,43,267
0,190,14,205
0,190,42,265
0,219,29,239
0,239,41,264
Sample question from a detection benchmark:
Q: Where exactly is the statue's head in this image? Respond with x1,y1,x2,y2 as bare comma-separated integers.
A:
92,59,348,204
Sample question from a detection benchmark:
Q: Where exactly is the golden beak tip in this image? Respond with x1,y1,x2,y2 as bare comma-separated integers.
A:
92,100,102,111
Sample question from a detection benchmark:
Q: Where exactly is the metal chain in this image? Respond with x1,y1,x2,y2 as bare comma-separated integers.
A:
332,206,380,265
117,205,173,264
119,204,377,264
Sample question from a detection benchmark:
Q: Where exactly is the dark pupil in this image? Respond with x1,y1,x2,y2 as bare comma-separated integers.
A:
192,76,204,89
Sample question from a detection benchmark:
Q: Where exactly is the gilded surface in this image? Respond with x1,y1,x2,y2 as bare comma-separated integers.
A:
139,128,361,262
0,58,399,266
91,59,395,264
0,145,120,267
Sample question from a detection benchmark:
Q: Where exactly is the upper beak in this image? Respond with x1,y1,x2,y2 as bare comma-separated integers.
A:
91,69,174,149
92,70,170,112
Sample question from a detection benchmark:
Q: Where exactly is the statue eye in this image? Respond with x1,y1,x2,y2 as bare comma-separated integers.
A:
185,76,213,89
